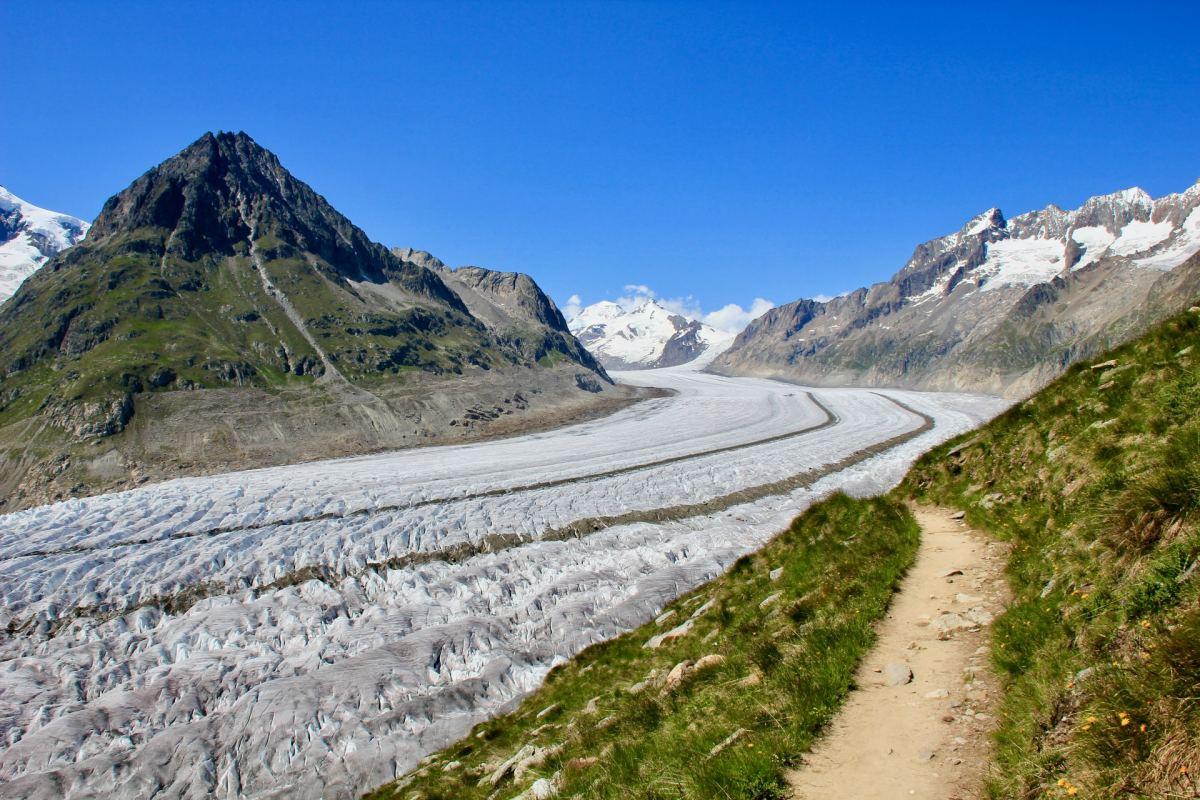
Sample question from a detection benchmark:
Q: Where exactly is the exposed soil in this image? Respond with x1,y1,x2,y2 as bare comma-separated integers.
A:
788,506,1010,799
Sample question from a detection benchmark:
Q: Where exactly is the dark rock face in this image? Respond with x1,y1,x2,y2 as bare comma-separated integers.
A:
712,182,1200,397
658,319,708,367
88,132,467,311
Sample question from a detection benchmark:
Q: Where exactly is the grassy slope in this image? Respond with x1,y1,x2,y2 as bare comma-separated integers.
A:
905,306,1200,798
368,494,919,800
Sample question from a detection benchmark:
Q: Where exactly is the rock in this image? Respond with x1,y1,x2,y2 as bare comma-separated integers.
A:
979,492,1005,509
954,593,983,604
582,696,600,715
932,612,972,638
442,760,461,772
690,598,717,619
884,661,913,686
654,610,675,626
514,745,564,782
949,510,965,520
739,670,763,686
769,567,784,581
1090,359,1118,371
963,608,993,626
536,703,560,719
662,654,725,694
529,776,559,799
662,660,695,694
486,743,564,787
644,619,695,649
707,728,750,758
924,688,949,699
759,591,782,609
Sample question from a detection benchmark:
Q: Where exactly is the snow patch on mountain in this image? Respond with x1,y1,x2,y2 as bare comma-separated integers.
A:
0,186,89,301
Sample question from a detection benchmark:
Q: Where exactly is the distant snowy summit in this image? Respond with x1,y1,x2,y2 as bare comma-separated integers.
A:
569,298,735,369
0,185,89,302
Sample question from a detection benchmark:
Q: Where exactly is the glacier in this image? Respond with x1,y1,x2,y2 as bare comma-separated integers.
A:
0,367,1006,799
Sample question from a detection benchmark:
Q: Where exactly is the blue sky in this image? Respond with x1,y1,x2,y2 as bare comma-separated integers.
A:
3,1,1199,326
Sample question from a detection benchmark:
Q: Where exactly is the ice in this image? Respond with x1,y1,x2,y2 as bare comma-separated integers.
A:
977,237,1065,290
0,367,1006,799
1135,207,1200,271
0,186,89,301
1110,219,1174,257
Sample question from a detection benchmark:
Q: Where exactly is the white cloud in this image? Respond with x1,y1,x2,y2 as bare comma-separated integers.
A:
702,297,775,333
564,284,774,335
561,293,582,319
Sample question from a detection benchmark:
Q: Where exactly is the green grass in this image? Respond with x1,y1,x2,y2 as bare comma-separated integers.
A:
366,493,919,800
904,305,1200,799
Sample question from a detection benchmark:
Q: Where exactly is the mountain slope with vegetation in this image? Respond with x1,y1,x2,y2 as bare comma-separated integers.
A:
0,133,630,510
905,305,1200,798
367,303,1200,800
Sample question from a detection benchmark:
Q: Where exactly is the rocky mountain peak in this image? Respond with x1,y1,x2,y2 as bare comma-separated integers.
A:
392,247,448,272
83,132,465,310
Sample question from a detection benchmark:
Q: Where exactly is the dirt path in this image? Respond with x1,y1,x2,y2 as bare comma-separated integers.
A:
787,506,1009,800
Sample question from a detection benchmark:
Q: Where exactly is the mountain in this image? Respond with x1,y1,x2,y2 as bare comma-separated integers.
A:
711,180,1200,397
568,298,735,369
0,186,89,302
391,246,605,374
0,132,631,510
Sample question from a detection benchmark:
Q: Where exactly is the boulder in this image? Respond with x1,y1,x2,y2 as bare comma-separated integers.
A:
884,661,913,686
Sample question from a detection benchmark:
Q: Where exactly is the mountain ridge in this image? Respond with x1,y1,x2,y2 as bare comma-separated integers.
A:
711,178,1200,396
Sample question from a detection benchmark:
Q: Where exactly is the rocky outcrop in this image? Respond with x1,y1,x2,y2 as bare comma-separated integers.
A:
711,180,1200,397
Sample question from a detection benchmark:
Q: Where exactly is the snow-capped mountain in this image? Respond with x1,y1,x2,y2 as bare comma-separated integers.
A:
712,179,1200,397
569,298,735,369
0,185,89,302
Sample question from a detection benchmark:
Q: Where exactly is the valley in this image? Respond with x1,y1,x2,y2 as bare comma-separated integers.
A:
0,365,1002,800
